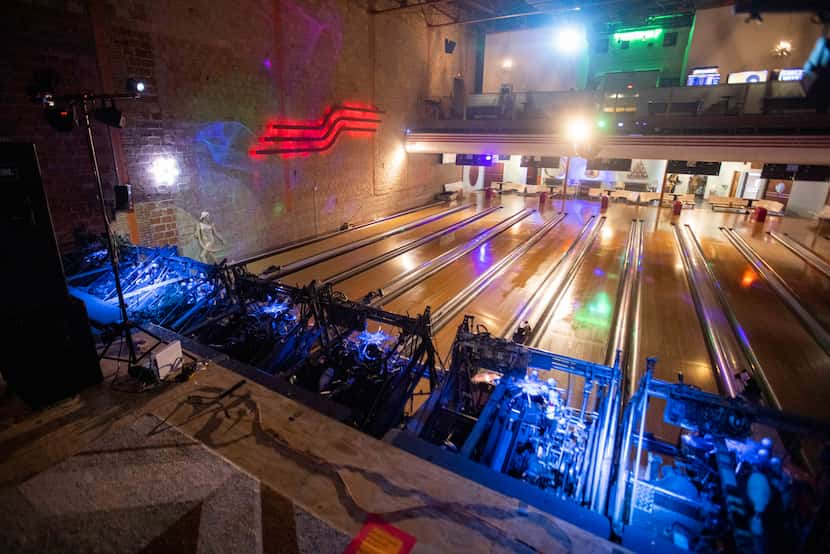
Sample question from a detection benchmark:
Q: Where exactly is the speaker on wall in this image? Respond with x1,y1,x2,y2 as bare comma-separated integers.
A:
0,143,102,407
444,38,456,54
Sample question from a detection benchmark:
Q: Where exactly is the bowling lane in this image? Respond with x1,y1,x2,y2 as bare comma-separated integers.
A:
242,201,457,275
698,233,830,422
333,195,542,301
735,227,830,332
430,209,585,355
635,211,717,395
381,205,557,323
282,204,502,289
530,201,630,363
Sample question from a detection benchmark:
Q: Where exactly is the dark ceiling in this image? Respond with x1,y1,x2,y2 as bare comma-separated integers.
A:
369,0,736,30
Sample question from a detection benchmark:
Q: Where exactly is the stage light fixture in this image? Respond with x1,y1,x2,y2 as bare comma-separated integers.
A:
45,105,77,132
127,78,146,94
554,25,587,53
774,39,792,56
564,117,591,143
94,101,126,128
150,157,180,186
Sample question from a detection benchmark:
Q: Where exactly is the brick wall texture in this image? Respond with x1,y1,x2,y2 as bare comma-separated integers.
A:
1,0,472,260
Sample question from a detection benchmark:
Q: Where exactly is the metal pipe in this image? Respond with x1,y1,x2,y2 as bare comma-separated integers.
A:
499,216,598,339
674,225,747,398
722,227,830,356
322,206,502,286
368,209,534,307
604,220,644,397
688,227,777,408
768,231,830,279
430,212,567,332
261,203,473,280
232,200,447,267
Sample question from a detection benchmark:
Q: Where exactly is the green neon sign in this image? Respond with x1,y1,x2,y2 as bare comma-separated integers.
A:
613,28,663,42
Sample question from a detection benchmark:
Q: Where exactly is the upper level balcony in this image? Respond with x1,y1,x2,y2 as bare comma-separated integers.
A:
414,81,830,135
408,81,830,164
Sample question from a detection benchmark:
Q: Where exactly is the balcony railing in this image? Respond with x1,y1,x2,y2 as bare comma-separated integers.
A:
415,81,829,135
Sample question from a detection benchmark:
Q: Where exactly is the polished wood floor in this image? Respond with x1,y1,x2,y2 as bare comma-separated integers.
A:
247,193,830,424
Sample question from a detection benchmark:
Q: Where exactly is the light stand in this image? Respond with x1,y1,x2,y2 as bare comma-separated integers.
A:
44,88,160,368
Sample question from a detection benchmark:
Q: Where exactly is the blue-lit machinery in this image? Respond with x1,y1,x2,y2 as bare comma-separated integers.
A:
66,245,437,437
66,245,229,333
611,366,830,553
403,317,830,553
411,316,622,515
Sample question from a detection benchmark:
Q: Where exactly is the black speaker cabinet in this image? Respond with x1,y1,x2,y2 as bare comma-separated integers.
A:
0,143,102,407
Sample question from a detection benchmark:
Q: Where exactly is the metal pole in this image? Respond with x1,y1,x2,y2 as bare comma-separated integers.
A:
657,161,669,210
561,155,570,213
82,96,137,363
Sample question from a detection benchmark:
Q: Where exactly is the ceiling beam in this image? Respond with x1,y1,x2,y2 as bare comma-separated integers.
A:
370,0,449,14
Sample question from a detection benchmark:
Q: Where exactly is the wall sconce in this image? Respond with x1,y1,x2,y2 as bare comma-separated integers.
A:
501,58,514,70
150,157,180,186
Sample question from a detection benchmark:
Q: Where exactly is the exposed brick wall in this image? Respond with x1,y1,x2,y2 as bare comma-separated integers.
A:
2,0,469,260
0,1,118,248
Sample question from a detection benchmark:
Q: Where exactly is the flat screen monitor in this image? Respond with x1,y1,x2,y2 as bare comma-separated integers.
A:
777,68,804,81
727,70,768,84
686,67,720,86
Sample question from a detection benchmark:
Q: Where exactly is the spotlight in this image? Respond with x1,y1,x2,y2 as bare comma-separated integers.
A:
774,39,792,56
502,58,514,69
554,25,587,53
617,121,624,128
127,78,146,94
150,157,180,186
94,102,126,128
564,117,591,143
444,39,456,54
45,105,77,132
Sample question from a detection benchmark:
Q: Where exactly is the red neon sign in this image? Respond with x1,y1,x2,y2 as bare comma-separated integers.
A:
251,104,382,158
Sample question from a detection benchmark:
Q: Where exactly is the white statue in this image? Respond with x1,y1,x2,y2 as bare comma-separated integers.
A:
195,211,226,264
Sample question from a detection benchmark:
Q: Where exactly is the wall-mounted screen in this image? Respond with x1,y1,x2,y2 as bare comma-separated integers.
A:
586,158,632,171
777,68,804,81
456,153,494,167
761,164,830,180
667,160,722,175
520,156,560,168
727,70,768,84
686,67,720,86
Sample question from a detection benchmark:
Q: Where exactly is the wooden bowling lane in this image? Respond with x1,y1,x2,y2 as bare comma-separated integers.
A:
381,206,557,325
696,231,830,422
430,209,586,355
530,201,630,363
636,224,716,395
281,204,502,289
242,201,456,276
733,226,830,332
331,195,546,301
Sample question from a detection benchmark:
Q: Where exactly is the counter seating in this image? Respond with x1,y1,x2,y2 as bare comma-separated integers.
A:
638,192,662,204
610,190,638,202
708,195,750,213
498,181,524,193
753,199,785,214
